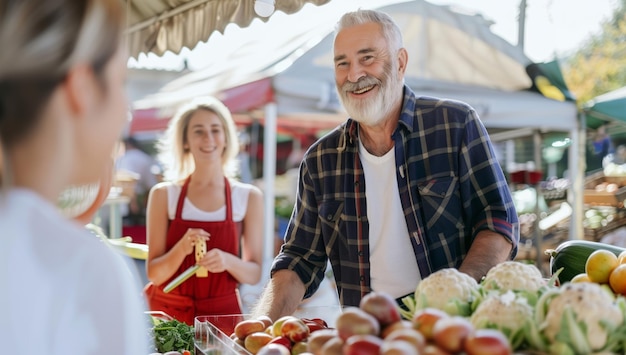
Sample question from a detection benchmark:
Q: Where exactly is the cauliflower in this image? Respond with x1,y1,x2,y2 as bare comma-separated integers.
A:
414,268,478,316
482,261,545,294
539,282,624,354
470,290,534,349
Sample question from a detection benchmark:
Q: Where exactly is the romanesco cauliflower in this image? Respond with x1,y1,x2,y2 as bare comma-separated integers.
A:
414,268,478,316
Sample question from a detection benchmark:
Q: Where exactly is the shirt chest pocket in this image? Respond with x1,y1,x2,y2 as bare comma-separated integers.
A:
318,200,344,241
417,177,462,230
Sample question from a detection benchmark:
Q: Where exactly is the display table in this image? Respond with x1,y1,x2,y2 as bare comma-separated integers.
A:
98,194,130,239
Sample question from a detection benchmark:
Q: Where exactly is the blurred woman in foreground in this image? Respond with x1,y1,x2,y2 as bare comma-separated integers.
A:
0,0,149,353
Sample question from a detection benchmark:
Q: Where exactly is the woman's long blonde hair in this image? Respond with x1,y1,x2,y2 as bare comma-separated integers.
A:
157,96,240,182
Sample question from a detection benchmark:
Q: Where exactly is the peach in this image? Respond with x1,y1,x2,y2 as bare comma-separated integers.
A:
257,343,291,355
244,331,274,354
306,328,338,355
464,328,512,355
411,308,449,340
359,291,402,327
335,306,381,340
268,335,292,350
272,316,299,337
380,320,413,339
343,334,383,355
291,341,308,355
383,328,426,352
235,319,267,340
432,316,473,353
280,317,310,343
380,339,420,355
319,336,344,355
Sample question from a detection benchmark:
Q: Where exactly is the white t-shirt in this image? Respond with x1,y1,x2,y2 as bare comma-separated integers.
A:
0,189,150,355
166,179,253,221
359,140,421,298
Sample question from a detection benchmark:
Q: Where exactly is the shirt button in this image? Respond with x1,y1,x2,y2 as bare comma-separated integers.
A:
358,251,364,257
360,276,365,282
355,181,359,187
326,214,333,220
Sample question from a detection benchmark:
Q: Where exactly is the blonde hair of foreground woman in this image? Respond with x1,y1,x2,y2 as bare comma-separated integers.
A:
0,0,150,354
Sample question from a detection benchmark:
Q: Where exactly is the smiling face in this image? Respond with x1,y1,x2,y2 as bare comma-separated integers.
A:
184,109,227,164
334,22,406,126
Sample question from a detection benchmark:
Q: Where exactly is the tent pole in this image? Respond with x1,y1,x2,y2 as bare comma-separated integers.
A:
262,103,278,272
568,113,585,240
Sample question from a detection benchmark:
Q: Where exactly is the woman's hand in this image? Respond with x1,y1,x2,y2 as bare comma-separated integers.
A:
178,228,210,256
199,249,230,273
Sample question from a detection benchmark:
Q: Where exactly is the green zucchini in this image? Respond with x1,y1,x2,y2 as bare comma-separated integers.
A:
545,240,625,284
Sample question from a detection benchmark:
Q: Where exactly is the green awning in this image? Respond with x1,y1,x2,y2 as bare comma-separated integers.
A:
584,87,626,130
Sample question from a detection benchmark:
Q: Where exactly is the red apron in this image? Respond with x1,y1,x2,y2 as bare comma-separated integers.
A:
145,176,242,325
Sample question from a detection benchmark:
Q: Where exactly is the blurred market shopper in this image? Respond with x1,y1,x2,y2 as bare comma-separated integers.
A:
253,8,520,321
0,0,150,354
144,96,264,325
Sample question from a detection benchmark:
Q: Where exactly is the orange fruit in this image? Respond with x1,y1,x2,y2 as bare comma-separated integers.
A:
585,249,619,284
609,264,626,295
570,273,591,283
617,250,626,265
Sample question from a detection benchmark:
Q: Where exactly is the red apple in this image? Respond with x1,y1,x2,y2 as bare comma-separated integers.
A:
380,339,420,355
335,306,381,341
411,308,449,340
281,317,310,343
463,328,512,355
359,291,402,327
432,316,473,353
343,334,383,355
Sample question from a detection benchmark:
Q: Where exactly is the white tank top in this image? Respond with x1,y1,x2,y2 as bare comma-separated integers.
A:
359,139,421,298
166,179,252,222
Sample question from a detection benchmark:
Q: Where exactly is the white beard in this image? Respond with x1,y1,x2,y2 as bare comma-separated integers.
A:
339,68,403,127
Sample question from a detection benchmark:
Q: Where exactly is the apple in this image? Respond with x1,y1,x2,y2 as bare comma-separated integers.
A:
302,318,328,333
380,320,413,339
306,328,338,355
272,316,299,337
319,336,344,355
257,315,274,329
335,306,381,341
235,319,267,340
380,339,420,355
268,335,293,351
432,316,473,353
463,328,512,355
291,341,308,355
244,331,274,354
383,328,425,352
359,291,402,327
422,344,452,355
343,334,383,355
257,343,292,355
411,308,449,340
281,317,310,343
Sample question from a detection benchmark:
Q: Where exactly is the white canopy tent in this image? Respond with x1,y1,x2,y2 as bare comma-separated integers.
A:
132,0,584,264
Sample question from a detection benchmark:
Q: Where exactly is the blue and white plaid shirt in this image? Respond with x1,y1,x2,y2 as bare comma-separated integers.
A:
272,85,519,307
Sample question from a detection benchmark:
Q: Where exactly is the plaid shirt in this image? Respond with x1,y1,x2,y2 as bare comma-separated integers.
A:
272,85,519,307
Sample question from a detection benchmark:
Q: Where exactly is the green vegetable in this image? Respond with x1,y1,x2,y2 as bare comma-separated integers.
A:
546,240,625,283
151,318,194,353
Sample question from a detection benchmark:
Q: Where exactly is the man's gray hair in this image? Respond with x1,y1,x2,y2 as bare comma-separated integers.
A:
335,9,404,53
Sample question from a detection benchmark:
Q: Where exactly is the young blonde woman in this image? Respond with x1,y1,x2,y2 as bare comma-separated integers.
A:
0,0,149,353
145,97,264,325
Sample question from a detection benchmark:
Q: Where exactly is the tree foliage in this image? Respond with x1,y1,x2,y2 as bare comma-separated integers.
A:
561,0,626,106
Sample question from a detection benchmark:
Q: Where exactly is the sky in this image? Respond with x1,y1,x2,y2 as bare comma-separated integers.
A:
128,0,620,71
